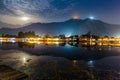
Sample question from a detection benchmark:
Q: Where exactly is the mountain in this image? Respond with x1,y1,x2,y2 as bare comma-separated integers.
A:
0,18,120,37
0,21,21,29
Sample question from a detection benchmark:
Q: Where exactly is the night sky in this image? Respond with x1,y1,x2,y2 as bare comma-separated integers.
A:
0,0,120,26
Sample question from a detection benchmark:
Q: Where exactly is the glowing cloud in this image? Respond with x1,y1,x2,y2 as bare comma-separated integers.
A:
20,16,30,21
73,15,79,19
89,16,95,20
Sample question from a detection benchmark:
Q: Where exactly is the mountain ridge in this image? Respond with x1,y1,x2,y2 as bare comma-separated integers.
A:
0,18,120,37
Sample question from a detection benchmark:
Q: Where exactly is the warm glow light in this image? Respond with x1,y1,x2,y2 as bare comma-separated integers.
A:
55,38,59,41
23,57,26,63
20,16,30,21
73,15,79,19
22,57,27,65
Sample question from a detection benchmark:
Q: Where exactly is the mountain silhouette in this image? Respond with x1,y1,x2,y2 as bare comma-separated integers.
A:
0,18,120,37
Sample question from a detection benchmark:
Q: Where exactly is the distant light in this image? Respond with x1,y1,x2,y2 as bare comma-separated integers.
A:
73,60,78,65
88,60,94,67
11,40,15,43
66,33,72,37
88,60,93,64
89,16,95,20
0,38,2,42
10,38,15,43
73,15,79,20
23,57,26,62
20,16,30,21
55,38,59,41
55,42,59,45
22,57,27,65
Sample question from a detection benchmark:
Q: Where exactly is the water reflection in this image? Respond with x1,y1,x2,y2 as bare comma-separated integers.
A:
0,43,120,80
1,41,120,79
17,42,66,48
22,57,27,65
88,60,94,67
0,42,120,61
18,42,35,48
1,41,120,50
73,59,78,65
0,50,120,80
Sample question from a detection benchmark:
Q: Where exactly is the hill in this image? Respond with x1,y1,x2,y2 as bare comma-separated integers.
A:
0,18,120,37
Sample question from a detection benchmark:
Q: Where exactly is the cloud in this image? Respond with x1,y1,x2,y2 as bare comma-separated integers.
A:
0,0,77,25
0,15,25,25
3,0,52,11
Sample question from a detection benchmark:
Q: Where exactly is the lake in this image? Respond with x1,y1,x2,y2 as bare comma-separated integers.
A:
0,42,120,80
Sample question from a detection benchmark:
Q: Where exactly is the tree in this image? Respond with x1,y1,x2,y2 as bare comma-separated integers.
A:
86,31,91,38
104,35,109,38
59,34,66,39
45,34,51,38
18,31,24,38
0,33,2,37
18,31,36,38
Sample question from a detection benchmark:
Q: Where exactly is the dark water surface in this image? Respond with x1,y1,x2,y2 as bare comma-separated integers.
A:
0,42,120,80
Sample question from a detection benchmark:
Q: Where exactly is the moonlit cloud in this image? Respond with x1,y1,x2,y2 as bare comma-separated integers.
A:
0,0,76,26
0,0,119,27
0,10,39,25
0,15,30,26
3,0,51,11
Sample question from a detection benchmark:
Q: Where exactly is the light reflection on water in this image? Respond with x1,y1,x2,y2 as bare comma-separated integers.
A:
0,43,120,79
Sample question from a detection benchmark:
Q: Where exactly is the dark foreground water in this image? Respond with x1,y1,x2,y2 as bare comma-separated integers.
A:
0,42,120,80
